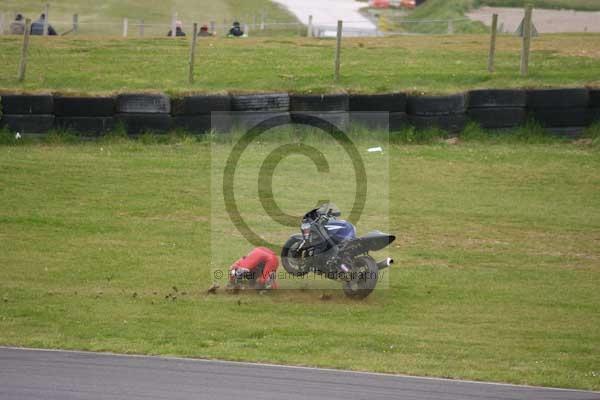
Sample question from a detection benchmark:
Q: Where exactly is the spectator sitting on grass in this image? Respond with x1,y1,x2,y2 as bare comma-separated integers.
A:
31,13,57,36
198,25,213,37
228,21,244,37
167,21,186,37
9,14,25,35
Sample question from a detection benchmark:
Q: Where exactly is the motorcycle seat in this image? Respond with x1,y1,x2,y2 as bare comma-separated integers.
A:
357,231,396,252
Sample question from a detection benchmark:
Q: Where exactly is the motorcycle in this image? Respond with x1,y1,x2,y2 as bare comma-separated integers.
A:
281,203,395,299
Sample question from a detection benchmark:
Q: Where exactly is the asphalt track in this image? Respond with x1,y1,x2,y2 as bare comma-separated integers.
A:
1,347,599,400
271,0,377,36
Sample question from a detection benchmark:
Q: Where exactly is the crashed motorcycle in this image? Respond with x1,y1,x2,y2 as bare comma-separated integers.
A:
281,203,395,299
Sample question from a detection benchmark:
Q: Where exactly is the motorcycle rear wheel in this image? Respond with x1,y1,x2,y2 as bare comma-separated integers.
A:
281,237,310,277
343,255,379,299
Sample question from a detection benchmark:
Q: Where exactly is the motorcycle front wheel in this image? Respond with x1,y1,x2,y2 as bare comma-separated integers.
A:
343,255,379,299
281,236,310,277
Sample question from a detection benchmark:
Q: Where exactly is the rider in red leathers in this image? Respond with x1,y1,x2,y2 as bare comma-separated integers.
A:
228,247,279,290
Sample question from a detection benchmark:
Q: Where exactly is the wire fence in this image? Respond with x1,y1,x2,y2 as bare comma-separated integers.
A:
0,4,502,39
0,16,484,38
0,10,308,38
1,9,595,39
0,7,568,87
0,22,294,38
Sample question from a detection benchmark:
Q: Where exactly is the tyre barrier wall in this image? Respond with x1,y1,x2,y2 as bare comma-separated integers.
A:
1,89,599,137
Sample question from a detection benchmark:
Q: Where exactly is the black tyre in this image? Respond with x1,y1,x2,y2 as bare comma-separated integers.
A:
290,94,349,112
232,111,291,131
0,94,53,114
527,89,589,109
281,236,310,277
407,94,467,116
389,112,409,132
115,113,172,134
590,108,600,123
54,96,115,117
1,114,55,133
468,89,526,108
467,107,526,129
116,93,171,114
349,112,389,131
55,117,114,135
349,93,407,112
530,108,590,127
409,114,467,132
290,112,348,130
343,255,378,300
171,95,231,115
231,93,290,112
172,115,212,133
590,90,600,108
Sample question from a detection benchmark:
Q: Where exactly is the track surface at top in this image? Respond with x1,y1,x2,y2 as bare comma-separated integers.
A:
272,0,377,35
1,347,599,400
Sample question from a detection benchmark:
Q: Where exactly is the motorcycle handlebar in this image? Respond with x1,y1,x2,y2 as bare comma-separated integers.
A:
302,208,338,224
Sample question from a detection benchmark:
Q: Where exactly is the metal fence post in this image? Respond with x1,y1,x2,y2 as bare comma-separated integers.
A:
307,15,313,37
488,14,498,73
43,3,49,36
122,17,128,38
334,20,343,82
18,19,31,82
189,23,198,84
520,5,533,76
72,14,79,33
171,12,177,38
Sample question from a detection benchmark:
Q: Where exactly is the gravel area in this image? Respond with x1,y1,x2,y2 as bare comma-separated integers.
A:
467,6,600,33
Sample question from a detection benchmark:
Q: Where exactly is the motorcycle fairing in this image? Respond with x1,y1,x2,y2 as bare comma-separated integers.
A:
324,220,356,243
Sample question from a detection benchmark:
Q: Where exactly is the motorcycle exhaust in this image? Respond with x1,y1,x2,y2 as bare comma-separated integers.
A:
377,257,394,270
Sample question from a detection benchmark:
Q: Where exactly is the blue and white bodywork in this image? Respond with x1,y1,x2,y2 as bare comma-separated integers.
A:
324,220,356,243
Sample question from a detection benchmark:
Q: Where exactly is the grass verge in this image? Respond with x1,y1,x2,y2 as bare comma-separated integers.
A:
0,126,599,390
0,34,599,94
403,0,486,34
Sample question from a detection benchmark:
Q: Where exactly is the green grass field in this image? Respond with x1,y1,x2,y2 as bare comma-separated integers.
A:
403,0,486,34
1,0,298,36
1,0,600,390
0,34,599,94
1,128,599,390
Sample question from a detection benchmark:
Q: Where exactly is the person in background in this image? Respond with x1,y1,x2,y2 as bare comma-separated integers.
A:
167,20,186,37
228,21,244,37
198,24,213,37
9,14,25,35
30,13,57,36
